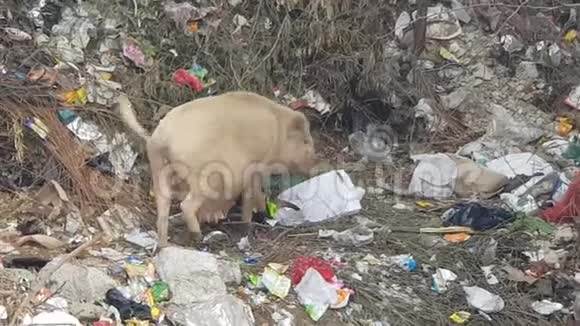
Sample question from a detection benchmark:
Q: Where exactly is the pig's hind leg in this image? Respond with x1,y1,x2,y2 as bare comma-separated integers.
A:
147,141,172,247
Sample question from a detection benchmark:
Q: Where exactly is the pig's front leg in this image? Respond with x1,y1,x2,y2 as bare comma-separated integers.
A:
180,192,203,243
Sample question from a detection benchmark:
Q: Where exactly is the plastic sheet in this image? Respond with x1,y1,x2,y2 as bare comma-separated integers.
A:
275,170,365,225
408,153,457,199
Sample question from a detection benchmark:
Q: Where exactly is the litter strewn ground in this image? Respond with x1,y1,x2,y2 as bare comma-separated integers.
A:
1,0,580,325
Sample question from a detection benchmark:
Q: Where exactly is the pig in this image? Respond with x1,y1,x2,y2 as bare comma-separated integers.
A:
117,91,318,247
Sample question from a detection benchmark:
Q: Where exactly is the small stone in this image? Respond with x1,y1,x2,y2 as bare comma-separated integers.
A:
516,61,539,80
441,88,469,110
451,0,471,24
472,63,493,81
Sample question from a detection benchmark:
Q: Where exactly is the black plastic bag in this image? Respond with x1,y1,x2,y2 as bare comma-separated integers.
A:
105,288,152,321
442,202,514,231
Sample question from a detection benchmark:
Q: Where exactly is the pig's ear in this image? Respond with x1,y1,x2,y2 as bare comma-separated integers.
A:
287,114,307,139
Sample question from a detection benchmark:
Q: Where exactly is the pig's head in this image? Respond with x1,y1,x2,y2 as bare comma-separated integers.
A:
279,112,319,176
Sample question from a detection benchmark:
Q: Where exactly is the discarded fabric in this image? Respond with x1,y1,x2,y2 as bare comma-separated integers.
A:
441,202,513,231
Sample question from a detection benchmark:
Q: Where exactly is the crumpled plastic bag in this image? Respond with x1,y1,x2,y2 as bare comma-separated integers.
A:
294,268,339,321
442,202,513,231
275,170,365,225
291,257,336,286
463,286,505,313
105,288,152,321
49,6,95,63
408,153,457,199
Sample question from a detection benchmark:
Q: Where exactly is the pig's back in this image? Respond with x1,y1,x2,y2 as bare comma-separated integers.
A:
152,92,288,170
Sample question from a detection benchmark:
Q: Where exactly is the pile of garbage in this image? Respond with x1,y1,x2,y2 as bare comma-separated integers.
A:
2,0,580,325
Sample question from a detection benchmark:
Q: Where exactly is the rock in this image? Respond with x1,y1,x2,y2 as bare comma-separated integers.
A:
39,259,117,317
154,247,242,305
441,88,468,110
516,62,539,80
451,0,471,24
472,63,493,81
166,295,254,326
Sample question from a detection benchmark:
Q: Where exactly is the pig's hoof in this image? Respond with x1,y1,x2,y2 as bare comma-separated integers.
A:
192,232,203,243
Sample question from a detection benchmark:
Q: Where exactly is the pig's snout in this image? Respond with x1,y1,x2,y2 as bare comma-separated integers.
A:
293,146,320,175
